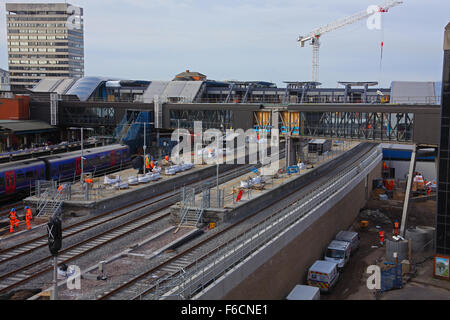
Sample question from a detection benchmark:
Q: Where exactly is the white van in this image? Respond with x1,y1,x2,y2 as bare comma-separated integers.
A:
307,260,339,292
325,240,351,269
335,230,360,254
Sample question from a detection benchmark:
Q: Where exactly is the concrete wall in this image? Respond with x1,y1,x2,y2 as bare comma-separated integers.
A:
197,154,382,300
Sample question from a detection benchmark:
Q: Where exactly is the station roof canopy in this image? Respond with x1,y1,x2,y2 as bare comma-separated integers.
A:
142,81,204,103
338,81,379,87
32,77,77,95
0,120,57,134
283,81,322,86
226,81,276,88
390,81,438,104
283,81,322,88
66,76,112,101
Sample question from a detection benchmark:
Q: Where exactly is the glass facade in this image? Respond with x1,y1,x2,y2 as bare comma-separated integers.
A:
437,47,450,255
66,77,108,101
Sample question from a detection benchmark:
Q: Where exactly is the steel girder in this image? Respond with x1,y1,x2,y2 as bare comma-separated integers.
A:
277,111,414,143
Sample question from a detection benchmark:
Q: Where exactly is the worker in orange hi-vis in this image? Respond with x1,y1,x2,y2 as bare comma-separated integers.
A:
57,184,64,194
379,230,385,246
150,160,155,169
393,220,399,236
25,206,33,230
9,208,20,233
145,155,150,170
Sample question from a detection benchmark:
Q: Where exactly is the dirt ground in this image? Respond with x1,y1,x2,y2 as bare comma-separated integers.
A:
321,191,446,300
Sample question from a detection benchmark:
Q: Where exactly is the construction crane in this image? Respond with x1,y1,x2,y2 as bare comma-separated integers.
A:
298,0,403,82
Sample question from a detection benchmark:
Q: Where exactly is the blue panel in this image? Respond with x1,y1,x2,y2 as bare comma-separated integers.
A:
383,149,435,161
381,264,403,292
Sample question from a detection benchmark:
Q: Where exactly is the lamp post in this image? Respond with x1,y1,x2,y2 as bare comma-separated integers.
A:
69,127,94,183
143,121,147,175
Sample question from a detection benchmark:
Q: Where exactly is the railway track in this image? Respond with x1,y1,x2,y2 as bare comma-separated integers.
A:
98,144,376,300
0,162,133,214
0,202,24,218
0,207,172,294
0,162,268,295
0,147,285,262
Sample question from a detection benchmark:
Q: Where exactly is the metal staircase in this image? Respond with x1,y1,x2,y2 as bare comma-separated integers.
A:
36,183,66,218
177,187,206,229
179,207,204,228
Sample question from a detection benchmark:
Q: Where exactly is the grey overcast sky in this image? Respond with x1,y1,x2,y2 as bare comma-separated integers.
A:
0,0,449,87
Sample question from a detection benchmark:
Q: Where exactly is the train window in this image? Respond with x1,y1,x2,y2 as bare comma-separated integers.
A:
16,172,25,185
86,157,94,167
26,171,34,180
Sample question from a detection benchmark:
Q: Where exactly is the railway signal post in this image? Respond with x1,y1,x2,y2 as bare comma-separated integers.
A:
47,216,62,300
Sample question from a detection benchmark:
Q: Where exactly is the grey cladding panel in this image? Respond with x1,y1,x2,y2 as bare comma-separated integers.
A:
142,81,169,102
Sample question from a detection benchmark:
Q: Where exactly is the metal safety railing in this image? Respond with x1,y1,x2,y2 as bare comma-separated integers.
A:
178,187,197,228
190,96,441,105
35,180,68,218
140,146,382,300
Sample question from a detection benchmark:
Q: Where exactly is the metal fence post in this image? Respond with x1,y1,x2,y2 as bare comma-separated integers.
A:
85,182,89,201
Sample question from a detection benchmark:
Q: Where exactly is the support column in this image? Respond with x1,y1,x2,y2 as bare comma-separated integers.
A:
344,85,350,103
298,140,307,164
436,23,450,255
285,137,297,169
364,83,368,103
400,145,417,237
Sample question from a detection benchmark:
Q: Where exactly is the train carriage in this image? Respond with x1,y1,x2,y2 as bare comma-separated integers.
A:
0,160,46,196
46,144,130,181
0,144,130,200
